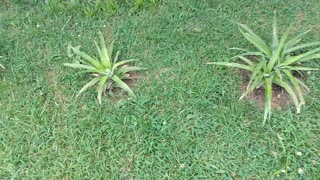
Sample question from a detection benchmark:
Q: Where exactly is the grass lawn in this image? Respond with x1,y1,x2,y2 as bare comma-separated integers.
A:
1,0,319,179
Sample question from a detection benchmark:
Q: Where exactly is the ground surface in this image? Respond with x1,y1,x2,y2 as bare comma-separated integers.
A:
0,0,320,179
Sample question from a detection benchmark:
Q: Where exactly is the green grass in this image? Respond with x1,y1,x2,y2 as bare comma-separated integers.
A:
1,0,319,178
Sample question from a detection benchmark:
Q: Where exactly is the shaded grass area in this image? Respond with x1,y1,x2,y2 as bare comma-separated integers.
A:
1,0,320,178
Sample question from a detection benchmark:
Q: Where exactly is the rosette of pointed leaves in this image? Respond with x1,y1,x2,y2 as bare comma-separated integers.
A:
64,32,145,104
208,13,320,124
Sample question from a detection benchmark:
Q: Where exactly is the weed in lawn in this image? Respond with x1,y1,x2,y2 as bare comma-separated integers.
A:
208,12,320,124
64,32,145,104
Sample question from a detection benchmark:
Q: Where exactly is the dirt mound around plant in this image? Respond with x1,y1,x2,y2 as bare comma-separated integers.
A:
241,81,293,109
239,70,307,110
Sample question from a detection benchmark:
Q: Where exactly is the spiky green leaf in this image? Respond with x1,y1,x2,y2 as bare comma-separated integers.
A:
76,76,101,98
71,47,104,69
298,53,320,63
98,31,111,67
63,63,96,70
237,55,254,66
263,76,273,125
112,75,136,99
207,62,253,71
281,47,320,66
238,23,271,56
240,72,264,100
273,77,300,113
282,66,319,71
282,69,305,106
97,76,108,104
112,59,138,71
113,51,120,63
286,41,320,54
246,60,266,91
271,12,279,52
296,78,310,92
273,66,282,80
267,24,293,70
117,66,146,75
285,30,311,49
94,41,107,67
108,39,115,59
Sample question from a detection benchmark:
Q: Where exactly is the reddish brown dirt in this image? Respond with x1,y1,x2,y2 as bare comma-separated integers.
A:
241,80,293,109
239,71,307,110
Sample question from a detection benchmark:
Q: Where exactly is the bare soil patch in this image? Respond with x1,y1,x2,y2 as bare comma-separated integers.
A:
47,70,66,103
239,70,307,110
241,80,292,109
